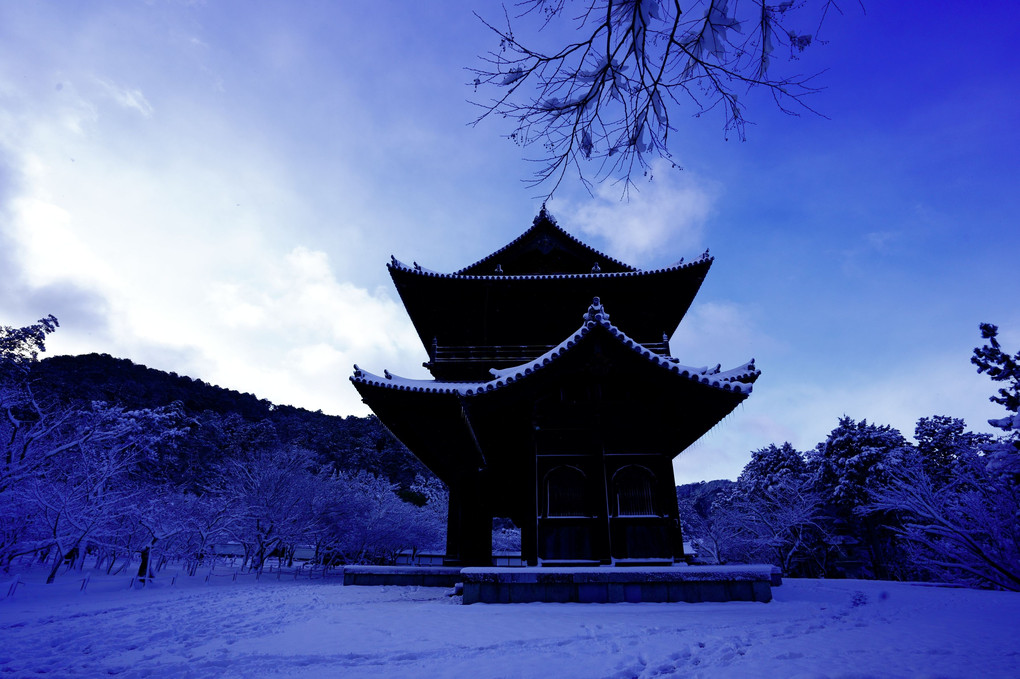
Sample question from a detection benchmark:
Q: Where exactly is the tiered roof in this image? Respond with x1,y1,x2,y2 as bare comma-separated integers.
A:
351,298,759,481
387,209,713,380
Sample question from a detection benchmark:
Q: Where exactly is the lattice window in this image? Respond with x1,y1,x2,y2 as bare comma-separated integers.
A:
614,465,656,516
545,466,588,517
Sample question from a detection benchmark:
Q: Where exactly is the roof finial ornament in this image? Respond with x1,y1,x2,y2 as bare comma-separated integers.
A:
534,202,557,226
495,264,503,274
583,296,609,323
384,369,393,380
591,261,601,273
413,261,421,271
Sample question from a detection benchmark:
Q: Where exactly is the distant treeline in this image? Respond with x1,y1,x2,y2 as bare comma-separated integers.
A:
674,323,1019,590
2,318,446,583
3,318,1017,590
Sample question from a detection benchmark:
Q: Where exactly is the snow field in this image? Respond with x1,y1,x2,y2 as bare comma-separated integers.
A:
2,570,1019,678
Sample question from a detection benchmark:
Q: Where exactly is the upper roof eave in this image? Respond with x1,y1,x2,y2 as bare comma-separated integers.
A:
388,252,712,283
452,207,637,276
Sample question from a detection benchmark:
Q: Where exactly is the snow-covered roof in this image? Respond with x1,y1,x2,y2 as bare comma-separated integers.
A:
388,251,712,282
351,297,758,397
451,206,637,276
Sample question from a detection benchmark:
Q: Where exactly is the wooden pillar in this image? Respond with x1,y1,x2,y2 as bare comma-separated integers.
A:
659,457,685,561
443,483,463,566
520,518,538,566
522,439,539,566
444,473,493,567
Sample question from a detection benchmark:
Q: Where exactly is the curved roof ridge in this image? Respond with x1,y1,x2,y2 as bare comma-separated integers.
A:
351,365,476,395
714,359,760,383
387,252,713,281
452,207,636,275
351,297,759,396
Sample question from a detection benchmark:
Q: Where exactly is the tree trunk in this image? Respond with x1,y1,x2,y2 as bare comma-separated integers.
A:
137,541,157,581
137,546,150,580
45,544,65,584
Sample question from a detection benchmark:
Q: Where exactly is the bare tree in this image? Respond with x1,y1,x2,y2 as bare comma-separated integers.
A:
470,0,846,193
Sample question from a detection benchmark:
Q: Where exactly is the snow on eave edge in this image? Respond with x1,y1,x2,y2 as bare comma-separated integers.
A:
387,252,712,282
350,298,759,398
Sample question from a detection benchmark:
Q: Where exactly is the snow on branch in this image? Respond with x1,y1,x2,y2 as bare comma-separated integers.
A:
469,0,843,195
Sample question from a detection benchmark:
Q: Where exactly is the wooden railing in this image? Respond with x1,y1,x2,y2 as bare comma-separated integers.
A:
429,340,671,364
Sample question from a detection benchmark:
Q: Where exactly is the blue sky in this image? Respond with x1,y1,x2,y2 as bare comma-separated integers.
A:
2,1,1018,481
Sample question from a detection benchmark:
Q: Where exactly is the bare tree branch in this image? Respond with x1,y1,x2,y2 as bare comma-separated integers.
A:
469,0,843,195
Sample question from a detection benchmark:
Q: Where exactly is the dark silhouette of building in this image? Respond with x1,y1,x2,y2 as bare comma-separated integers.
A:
351,208,759,566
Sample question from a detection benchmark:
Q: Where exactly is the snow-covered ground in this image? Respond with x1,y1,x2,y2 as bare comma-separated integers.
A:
2,567,1019,678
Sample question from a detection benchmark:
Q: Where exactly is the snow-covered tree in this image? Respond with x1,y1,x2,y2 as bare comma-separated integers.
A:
736,442,808,494
2,318,188,578
722,443,830,575
177,492,236,575
129,487,210,581
2,316,72,496
860,330,1020,590
26,403,186,582
871,439,1020,591
407,474,448,554
471,0,845,192
811,417,909,511
677,479,737,564
322,470,427,564
913,416,993,487
972,323,1020,457
0,315,58,379
810,417,912,578
217,444,318,575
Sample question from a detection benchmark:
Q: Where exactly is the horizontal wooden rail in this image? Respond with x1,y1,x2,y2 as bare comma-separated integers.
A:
431,340,671,364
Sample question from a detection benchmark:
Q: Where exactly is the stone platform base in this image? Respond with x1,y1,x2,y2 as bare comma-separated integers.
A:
342,565,463,588
460,565,774,604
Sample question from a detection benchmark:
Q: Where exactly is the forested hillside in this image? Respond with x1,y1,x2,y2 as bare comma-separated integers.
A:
29,353,430,490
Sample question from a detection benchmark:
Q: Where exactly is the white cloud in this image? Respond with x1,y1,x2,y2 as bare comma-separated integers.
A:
561,160,717,264
9,194,118,291
98,79,154,118
190,245,424,415
0,53,422,418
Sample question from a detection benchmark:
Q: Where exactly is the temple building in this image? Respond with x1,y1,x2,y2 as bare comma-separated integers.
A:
351,208,759,567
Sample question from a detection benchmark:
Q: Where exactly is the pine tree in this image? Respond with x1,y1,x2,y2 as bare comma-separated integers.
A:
972,323,1020,449
810,417,912,579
